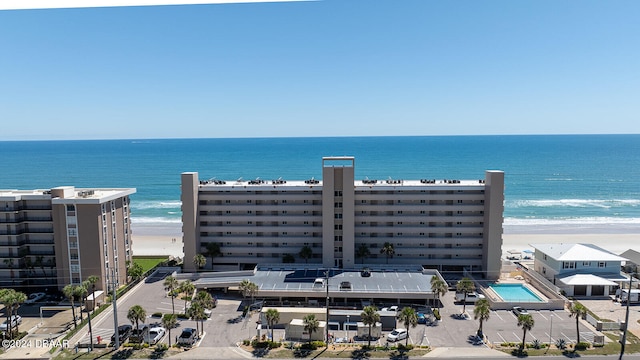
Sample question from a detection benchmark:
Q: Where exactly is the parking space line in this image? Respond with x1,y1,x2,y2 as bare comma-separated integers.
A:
492,310,504,321
561,332,573,342
529,333,537,340
544,332,554,343
554,313,565,321
497,332,506,343
513,332,521,342
537,311,548,321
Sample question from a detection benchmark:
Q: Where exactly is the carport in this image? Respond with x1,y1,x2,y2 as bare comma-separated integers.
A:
557,274,618,297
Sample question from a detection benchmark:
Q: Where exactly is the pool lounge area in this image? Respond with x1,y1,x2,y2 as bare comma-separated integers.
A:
480,279,566,310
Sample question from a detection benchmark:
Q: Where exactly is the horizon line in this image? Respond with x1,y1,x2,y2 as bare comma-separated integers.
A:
1,133,639,142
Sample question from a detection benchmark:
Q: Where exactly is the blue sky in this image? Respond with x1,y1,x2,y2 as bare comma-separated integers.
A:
1,0,639,140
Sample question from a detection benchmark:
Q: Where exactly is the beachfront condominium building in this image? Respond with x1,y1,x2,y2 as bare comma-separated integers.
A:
182,157,504,279
0,186,135,293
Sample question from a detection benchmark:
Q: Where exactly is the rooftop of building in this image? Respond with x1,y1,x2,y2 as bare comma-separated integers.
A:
197,177,487,189
531,243,627,262
0,187,136,203
193,264,444,299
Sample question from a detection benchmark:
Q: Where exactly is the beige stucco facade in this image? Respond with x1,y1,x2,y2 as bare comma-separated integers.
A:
0,186,135,292
181,157,504,279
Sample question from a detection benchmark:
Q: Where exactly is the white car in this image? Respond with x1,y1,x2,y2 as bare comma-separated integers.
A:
386,328,407,342
0,315,22,330
147,326,166,345
25,292,46,304
381,305,399,312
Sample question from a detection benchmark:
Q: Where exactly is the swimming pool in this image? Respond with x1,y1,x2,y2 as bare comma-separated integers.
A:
489,283,544,302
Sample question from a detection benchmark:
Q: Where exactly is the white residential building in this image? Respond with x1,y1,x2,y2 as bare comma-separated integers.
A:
532,243,627,297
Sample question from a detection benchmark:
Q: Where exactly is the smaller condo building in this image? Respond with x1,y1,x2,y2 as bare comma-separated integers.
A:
0,186,136,293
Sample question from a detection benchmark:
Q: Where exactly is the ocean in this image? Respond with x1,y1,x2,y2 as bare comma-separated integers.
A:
2,135,639,236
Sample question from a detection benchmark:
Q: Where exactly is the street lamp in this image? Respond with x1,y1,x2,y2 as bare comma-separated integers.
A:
549,312,553,347
346,315,350,342
620,270,635,360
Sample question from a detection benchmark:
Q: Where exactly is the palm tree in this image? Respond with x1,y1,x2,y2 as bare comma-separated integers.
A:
303,314,319,343
179,280,196,312
86,275,100,312
397,307,418,346
569,302,588,344
193,254,207,272
62,284,79,329
456,278,475,314
163,276,179,315
473,298,491,338
205,242,222,270
517,314,534,350
360,305,380,347
299,246,313,264
380,242,395,264
355,244,371,264
74,285,87,321
239,279,259,303
162,313,178,347
187,301,206,335
127,305,147,339
0,289,26,338
430,276,448,308
265,308,280,341
193,291,215,335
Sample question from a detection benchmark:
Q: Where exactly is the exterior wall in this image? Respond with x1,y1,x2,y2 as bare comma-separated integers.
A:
181,158,505,276
534,249,623,282
181,173,199,273
483,171,504,279
0,187,135,292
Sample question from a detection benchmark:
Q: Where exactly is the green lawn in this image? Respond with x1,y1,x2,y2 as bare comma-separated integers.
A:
133,257,167,273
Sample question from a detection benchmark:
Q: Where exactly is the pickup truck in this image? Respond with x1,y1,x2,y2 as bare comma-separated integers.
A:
177,328,197,346
454,291,485,303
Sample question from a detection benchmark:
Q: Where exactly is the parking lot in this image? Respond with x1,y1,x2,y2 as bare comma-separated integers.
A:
1,272,607,360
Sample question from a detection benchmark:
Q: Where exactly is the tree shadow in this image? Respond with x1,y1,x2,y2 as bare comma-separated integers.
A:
350,348,370,359
293,348,312,358
109,348,134,359
252,348,270,357
510,348,528,358
389,349,409,360
562,350,581,358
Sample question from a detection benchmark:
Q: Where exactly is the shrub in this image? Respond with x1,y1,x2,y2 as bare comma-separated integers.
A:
398,344,414,351
575,342,590,351
176,313,188,319
152,312,163,318
555,338,567,350
433,308,441,320
250,340,281,349
155,343,168,352
243,339,251,346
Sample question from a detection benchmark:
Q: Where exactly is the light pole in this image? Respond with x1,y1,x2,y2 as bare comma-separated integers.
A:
549,312,553,347
325,269,330,346
346,315,350,342
620,271,634,360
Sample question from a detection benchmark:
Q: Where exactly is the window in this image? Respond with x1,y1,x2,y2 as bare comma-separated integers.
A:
334,224,342,230
335,202,342,208
583,261,591,267
598,262,606,268
334,213,342,219
562,261,576,269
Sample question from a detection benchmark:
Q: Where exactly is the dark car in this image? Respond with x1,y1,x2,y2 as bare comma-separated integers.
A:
111,324,133,344
177,327,197,346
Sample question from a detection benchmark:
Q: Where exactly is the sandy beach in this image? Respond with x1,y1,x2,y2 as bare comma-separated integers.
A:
131,224,640,260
